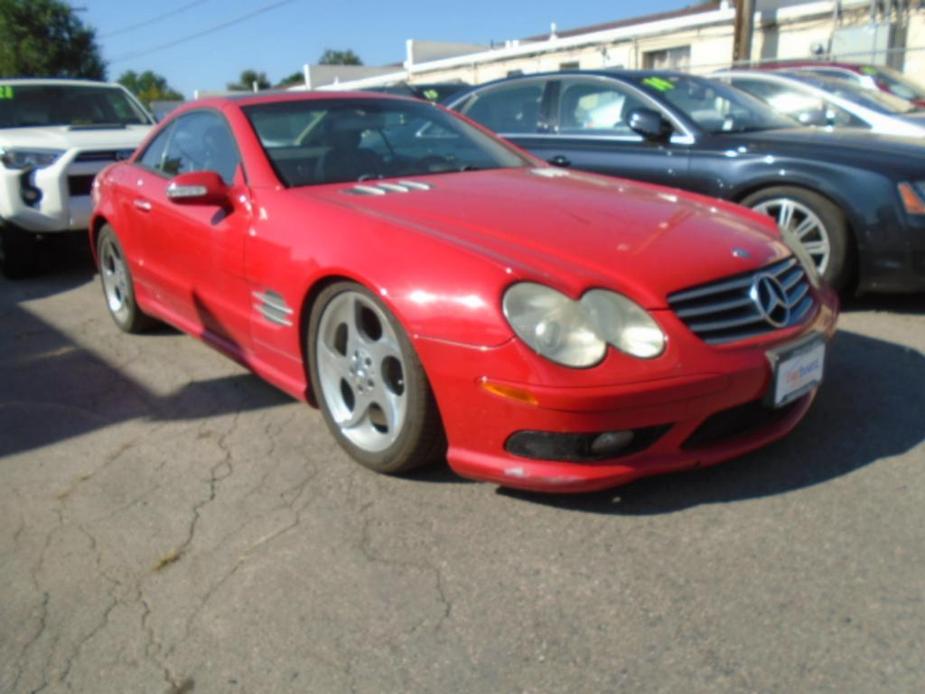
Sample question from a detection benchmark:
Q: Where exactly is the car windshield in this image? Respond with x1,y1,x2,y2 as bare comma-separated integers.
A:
243,97,531,187
859,64,925,103
631,74,797,134
780,72,918,114
0,84,151,128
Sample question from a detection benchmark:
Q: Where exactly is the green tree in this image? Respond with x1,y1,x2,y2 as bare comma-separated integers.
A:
318,49,363,66
0,0,105,79
276,71,305,88
118,70,182,108
227,69,271,92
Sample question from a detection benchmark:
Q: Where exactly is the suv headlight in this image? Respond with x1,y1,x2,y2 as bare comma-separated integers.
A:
779,227,822,288
0,148,64,170
502,282,666,368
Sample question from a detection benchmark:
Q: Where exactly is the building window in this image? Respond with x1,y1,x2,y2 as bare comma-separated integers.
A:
559,61,580,69
642,46,691,70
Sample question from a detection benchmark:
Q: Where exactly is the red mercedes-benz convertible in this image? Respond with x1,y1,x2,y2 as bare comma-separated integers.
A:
89,91,837,492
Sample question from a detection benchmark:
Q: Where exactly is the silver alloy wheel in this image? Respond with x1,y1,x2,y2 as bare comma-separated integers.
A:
751,198,831,275
100,237,131,323
315,290,408,452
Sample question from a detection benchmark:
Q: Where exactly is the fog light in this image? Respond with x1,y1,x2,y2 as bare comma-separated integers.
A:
19,170,42,207
590,430,635,457
505,425,669,462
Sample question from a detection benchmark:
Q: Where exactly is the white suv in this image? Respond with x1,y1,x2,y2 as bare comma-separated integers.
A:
0,79,155,277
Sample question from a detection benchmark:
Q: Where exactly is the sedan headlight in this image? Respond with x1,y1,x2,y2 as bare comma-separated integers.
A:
779,226,821,288
502,282,666,368
0,148,64,170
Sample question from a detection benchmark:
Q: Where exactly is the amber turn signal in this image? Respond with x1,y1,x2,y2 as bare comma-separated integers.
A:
898,183,925,215
479,379,539,406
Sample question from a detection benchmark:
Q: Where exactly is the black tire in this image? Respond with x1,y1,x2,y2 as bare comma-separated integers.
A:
96,224,155,333
0,225,38,279
741,186,854,292
307,281,446,475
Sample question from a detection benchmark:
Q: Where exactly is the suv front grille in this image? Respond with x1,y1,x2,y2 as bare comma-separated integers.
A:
68,174,95,197
74,149,135,163
668,257,814,345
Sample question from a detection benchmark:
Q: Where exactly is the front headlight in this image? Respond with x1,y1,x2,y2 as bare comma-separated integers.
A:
779,226,822,288
0,148,64,170
502,282,666,368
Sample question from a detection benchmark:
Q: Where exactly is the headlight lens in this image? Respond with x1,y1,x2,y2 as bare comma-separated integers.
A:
502,282,666,368
0,148,64,170
779,226,822,288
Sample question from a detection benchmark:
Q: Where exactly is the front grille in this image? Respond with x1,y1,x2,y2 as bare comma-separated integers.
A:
74,149,134,163
682,397,801,451
668,257,814,345
68,174,95,197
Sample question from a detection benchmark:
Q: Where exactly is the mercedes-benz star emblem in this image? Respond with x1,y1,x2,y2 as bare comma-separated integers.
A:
749,274,791,328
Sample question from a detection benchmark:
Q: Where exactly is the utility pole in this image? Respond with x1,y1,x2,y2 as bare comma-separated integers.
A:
733,0,756,64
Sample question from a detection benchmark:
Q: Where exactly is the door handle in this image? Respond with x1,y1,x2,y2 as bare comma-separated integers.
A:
548,155,571,168
133,198,152,212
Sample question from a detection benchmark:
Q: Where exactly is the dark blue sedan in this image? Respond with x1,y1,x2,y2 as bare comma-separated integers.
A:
448,71,925,294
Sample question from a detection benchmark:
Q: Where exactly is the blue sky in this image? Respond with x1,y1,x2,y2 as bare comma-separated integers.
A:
82,0,688,96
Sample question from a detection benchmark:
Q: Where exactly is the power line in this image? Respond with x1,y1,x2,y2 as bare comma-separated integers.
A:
109,0,298,64
100,1,211,38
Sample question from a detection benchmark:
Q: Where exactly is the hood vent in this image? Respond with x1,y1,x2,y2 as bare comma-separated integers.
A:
345,180,433,196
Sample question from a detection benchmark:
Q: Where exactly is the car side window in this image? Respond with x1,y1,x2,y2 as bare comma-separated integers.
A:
459,82,544,134
556,79,650,136
137,123,173,172
161,111,241,184
731,79,864,128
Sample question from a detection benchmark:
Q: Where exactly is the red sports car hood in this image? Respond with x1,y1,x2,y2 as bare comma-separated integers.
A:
302,167,789,308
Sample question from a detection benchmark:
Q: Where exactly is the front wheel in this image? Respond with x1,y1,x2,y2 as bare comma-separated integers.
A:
97,225,155,333
742,186,853,292
308,281,445,474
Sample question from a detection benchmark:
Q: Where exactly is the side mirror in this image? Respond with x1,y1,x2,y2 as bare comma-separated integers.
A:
166,171,229,206
627,108,674,142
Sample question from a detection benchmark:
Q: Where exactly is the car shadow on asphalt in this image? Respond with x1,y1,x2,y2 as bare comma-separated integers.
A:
0,302,290,459
842,293,925,315
500,329,925,515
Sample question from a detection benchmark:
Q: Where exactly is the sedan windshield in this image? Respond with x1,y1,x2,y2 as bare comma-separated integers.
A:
243,97,531,187
0,84,151,128
860,64,925,103
780,72,918,114
631,74,797,134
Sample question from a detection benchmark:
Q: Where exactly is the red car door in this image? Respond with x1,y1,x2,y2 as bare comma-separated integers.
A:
130,110,254,355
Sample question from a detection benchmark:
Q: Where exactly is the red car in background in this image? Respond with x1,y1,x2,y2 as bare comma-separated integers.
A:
752,61,925,108
89,91,838,493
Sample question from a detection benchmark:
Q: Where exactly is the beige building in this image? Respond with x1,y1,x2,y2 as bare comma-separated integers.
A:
294,0,924,92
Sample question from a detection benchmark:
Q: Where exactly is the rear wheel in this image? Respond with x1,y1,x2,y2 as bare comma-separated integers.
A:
97,225,154,333
308,281,445,474
742,186,853,291
0,225,38,279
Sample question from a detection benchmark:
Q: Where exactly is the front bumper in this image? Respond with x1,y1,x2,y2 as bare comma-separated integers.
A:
414,289,838,493
0,151,101,233
857,212,925,294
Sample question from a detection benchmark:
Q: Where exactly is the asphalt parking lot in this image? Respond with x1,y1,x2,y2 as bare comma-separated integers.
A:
1,238,924,694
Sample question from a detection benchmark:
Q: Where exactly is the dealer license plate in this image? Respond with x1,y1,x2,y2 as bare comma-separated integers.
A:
768,337,826,408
